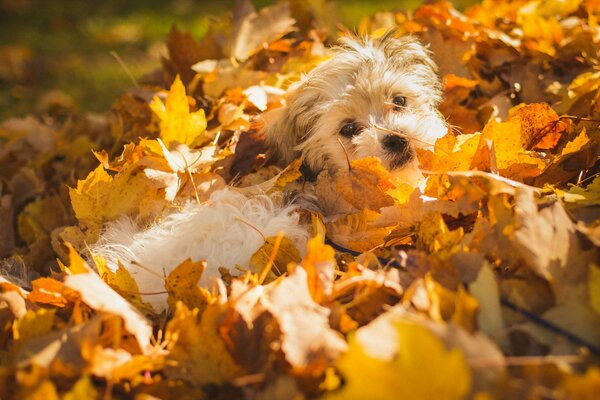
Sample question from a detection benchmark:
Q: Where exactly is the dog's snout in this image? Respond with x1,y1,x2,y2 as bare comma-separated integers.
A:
382,134,408,153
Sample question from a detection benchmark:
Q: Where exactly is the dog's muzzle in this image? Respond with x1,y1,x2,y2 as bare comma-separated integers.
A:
382,134,414,168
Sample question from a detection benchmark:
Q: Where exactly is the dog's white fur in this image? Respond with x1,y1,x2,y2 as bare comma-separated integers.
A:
92,32,446,312
92,190,308,311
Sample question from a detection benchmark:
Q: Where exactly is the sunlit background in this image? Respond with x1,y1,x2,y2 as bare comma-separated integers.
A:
0,0,474,119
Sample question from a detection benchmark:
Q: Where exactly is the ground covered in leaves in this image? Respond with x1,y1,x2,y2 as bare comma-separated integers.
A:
1,0,600,399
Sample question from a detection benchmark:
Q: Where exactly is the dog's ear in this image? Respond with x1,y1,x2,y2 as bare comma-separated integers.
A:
259,105,296,164
259,78,321,165
376,30,439,73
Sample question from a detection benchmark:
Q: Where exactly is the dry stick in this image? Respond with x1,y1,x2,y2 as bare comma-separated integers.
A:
560,114,600,123
110,51,139,89
131,260,168,280
234,217,267,242
121,289,168,296
372,123,451,156
336,137,353,172
259,231,284,284
468,354,585,369
574,170,600,186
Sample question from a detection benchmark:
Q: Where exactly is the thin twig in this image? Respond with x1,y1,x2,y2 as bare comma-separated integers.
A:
110,51,139,88
235,217,266,241
259,231,284,284
336,137,353,172
131,260,167,280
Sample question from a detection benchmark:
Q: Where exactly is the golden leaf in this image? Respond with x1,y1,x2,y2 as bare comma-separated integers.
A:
326,320,471,400
249,235,302,280
165,302,245,384
150,75,207,147
69,164,162,231
165,259,212,312
335,157,395,212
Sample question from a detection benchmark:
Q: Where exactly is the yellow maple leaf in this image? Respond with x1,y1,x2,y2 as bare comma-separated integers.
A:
57,243,92,275
326,320,471,400
165,259,212,311
92,254,149,312
250,235,302,281
150,75,207,147
416,213,464,259
69,164,161,231
481,118,546,181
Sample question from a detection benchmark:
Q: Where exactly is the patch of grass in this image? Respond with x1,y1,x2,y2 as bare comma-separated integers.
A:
0,0,439,119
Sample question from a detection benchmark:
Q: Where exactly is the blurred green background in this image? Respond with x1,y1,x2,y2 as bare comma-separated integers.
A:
0,0,471,120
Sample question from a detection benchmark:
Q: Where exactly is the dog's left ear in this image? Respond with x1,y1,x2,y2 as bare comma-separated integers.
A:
258,77,322,166
376,30,439,72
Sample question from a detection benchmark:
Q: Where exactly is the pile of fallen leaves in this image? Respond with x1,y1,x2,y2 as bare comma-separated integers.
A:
1,0,600,398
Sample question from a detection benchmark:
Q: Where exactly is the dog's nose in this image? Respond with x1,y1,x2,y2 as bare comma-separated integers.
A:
382,134,409,152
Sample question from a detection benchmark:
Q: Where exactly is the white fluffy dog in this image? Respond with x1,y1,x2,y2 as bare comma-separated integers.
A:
262,31,447,183
92,32,447,312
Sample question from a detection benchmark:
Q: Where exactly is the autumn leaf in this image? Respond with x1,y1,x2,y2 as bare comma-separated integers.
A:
326,319,471,400
165,258,212,311
150,75,207,147
64,271,153,353
165,302,245,385
69,164,161,231
337,157,395,210
249,235,302,280
27,277,79,308
264,267,347,373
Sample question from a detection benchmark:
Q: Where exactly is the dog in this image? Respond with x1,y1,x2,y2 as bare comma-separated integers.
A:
92,32,447,312
261,30,447,184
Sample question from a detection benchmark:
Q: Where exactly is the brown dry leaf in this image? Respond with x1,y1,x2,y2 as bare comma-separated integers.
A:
165,259,211,311
165,301,245,385
298,235,336,303
15,315,103,370
265,267,347,373
231,2,296,62
439,74,482,134
334,157,395,212
64,271,152,354
164,26,210,84
510,103,569,150
327,209,392,253
511,186,595,288
249,235,302,279
27,278,79,308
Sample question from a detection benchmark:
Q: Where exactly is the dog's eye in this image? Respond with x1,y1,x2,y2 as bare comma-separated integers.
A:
339,121,360,137
392,96,407,109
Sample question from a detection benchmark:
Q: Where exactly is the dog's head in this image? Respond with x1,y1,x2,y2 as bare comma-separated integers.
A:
261,31,447,180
